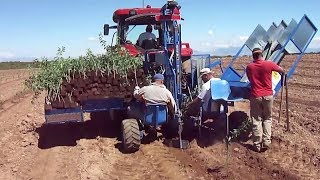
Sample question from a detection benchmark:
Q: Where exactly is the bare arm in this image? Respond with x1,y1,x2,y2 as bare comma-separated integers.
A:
133,86,146,100
270,62,286,74
276,66,285,74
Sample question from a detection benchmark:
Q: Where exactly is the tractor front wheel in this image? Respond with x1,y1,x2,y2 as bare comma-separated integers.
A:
121,119,141,153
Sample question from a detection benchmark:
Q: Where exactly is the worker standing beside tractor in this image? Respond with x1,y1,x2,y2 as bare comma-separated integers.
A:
246,48,285,152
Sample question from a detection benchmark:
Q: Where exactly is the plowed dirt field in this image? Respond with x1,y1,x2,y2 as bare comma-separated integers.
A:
0,54,319,180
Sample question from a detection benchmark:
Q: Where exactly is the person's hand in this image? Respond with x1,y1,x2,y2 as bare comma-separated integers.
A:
134,86,140,90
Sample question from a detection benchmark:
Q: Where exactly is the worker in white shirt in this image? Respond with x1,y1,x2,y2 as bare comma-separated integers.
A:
186,68,221,118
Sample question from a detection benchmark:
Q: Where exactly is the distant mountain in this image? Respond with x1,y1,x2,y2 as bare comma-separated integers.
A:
1,46,319,62
306,47,320,53
194,46,320,56
194,46,247,56
0,56,37,62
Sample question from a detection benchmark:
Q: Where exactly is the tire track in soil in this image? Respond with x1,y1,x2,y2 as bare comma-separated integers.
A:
0,90,32,115
0,77,26,86
0,92,82,180
26,147,81,180
270,105,320,179
107,141,206,180
273,100,320,131
0,93,42,179
288,82,320,91
261,137,320,179
0,78,28,106
174,140,301,180
275,96,320,109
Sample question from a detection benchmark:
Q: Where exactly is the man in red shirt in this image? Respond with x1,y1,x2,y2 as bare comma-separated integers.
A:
246,48,285,152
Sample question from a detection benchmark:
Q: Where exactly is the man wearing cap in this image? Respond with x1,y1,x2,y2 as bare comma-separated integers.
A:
186,68,221,118
128,73,177,121
246,48,285,152
137,25,157,47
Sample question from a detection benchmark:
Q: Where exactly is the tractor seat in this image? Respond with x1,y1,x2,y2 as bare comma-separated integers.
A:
141,39,157,50
202,80,231,118
144,104,168,128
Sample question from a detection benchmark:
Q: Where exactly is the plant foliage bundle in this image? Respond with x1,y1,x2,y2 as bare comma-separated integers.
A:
25,41,145,108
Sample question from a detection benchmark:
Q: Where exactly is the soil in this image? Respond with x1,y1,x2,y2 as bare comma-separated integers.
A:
0,54,319,180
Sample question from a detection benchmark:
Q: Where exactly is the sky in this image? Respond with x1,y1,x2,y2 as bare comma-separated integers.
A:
0,0,319,61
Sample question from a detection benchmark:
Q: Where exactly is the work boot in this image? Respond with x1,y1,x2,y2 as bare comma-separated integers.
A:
262,142,271,150
252,145,261,152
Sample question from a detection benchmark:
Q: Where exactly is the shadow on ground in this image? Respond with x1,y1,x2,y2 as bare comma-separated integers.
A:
36,110,124,149
181,111,250,148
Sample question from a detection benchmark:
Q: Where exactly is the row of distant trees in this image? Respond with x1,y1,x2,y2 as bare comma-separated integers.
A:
0,51,319,70
0,61,40,70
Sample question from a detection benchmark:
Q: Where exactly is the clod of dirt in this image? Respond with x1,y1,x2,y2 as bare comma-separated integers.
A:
18,118,37,134
11,99,19,103
21,135,37,147
12,167,18,173
207,167,223,174
234,147,240,152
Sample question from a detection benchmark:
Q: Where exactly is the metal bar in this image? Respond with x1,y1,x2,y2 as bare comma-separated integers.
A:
285,75,290,132
274,15,317,94
290,38,303,53
155,106,159,127
272,16,307,65
304,14,318,31
278,75,284,123
208,59,222,69
225,114,230,174
192,54,211,57
287,29,317,78
224,44,246,71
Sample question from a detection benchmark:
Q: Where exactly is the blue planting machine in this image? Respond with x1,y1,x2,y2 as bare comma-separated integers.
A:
44,0,317,152
189,14,318,135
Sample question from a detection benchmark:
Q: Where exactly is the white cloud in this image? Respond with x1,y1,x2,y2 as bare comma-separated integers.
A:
88,37,97,41
201,42,211,47
309,36,320,48
239,36,249,42
0,51,15,58
208,29,214,36
213,43,231,48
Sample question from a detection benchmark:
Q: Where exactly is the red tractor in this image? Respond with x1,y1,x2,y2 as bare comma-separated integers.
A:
102,1,194,151
103,3,193,67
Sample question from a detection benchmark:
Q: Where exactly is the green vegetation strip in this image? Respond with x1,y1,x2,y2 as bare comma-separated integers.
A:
25,42,142,101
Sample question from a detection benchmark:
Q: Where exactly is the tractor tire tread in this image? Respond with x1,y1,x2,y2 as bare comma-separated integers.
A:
122,119,141,153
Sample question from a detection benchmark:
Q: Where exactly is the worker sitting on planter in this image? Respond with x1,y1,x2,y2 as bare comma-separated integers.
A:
186,68,221,119
127,73,177,122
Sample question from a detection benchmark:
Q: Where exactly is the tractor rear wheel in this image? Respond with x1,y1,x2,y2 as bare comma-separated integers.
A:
121,119,141,153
